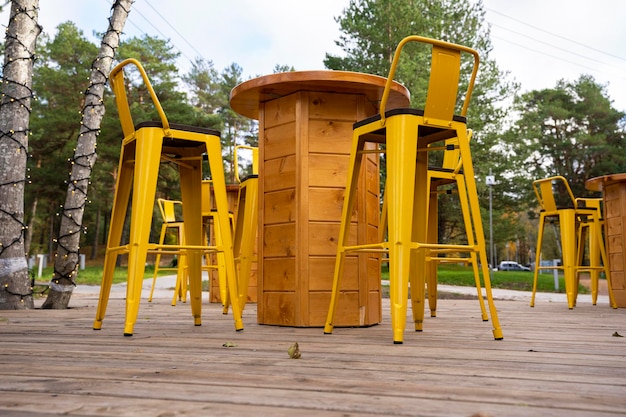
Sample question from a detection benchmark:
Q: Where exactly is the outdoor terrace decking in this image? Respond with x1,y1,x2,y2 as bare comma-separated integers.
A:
0,285,624,417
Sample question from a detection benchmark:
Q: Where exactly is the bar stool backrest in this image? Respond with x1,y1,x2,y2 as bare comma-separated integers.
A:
576,197,602,211
378,35,480,126
157,198,183,224
109,58,170,139
533,176,578,213
234,145,259,183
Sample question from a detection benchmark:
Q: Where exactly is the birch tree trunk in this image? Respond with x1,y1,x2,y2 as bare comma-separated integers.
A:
0,0,41,310
42,0,133,309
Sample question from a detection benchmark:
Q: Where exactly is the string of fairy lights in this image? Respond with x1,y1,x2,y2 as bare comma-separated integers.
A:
0,124,31,254
0,0,130,301
50,60,105,287
50,0,130,289
0,2,40,302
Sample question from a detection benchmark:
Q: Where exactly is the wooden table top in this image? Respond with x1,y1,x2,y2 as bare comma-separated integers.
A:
586,173,626,192
229,70,411,120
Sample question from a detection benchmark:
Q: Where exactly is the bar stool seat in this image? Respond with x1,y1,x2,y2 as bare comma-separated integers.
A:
324,35,503,344
93,58,243,336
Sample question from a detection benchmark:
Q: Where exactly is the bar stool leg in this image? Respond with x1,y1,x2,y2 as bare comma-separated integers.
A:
124,133,163,336
425,192,438,317
575,221,585,304
386,119,419,344
469,252,487,319
409,143,428,333
212,212,233,314
558,210,578,309
588,221,600,305
205,145,243,331
455,174,489,321
172,241,188,306
591,212,618,309
235,179,259,311
458,134,503,340
424,167,488,321
93,146,134,330
530,214,546,308
149,222,168,303
203,212,230,311
212,219,230,314
179,157,204,326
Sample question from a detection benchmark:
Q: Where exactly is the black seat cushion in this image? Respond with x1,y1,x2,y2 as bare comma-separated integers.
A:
240,174,259,183
135,121,221,149
136,121,220,137
354,108,466,129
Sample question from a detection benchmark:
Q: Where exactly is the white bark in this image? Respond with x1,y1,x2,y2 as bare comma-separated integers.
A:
0,0,41,309
43,0,134,309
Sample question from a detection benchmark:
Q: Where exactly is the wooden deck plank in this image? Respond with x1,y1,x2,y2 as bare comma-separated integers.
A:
0,294,624,416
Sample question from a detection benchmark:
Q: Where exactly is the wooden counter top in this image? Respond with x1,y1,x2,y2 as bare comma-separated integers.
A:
229,70,411,120
586,173,626,192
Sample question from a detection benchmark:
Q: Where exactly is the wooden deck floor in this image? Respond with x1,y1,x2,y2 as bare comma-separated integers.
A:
1,291,625,417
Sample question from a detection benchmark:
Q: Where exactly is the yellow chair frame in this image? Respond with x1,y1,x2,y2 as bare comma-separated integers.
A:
93,58,244,335
148,198,189,305
575,197,604,304
379,131,489,321
202,145,258,314
530,176,616,309
324,35,503,344
231,145,259,311
201,179,232,312
423,131,489,320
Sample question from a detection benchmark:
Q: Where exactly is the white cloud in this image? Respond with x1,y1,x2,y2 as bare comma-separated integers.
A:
1,0,625,109
482,0,626,109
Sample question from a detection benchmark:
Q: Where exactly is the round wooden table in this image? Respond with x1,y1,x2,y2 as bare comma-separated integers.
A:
586,173,626,307
230,70,410,119
230,71,410,327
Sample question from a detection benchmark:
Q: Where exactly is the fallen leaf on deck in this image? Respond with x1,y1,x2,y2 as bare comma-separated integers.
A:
612,332,623,337
288,342,301,359
222,341,237,347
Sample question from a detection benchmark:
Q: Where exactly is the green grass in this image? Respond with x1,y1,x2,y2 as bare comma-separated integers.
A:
383,263,591,294
35,263,591,295
34,264,173,286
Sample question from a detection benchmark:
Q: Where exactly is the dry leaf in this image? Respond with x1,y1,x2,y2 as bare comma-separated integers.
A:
287,342,301,359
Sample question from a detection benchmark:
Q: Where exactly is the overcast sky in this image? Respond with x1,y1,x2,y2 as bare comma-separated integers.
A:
2,0,626,110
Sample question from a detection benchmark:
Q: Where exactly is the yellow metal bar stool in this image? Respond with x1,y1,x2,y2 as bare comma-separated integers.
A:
231,145,259,312
201,179,233,313
93,58,244,336
378,133,489,321
530,176,617,309
148,198,189,305
422,132,489,321
575,197,604,305
210,145,259,314
324,35,503,344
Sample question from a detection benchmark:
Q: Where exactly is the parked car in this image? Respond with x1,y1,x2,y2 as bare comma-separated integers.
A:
498,261,531,272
